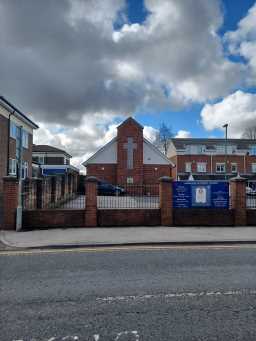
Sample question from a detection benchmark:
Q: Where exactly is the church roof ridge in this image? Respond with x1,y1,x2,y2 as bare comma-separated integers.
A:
117,116,144,130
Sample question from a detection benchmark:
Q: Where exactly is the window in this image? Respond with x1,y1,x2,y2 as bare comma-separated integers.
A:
10,122,16,139
216,145,225,154
22,130,29,148
9,159,17,175
231,163,237,173
252,163,256,173
216,163,225,173
38,156,44,164
22,161,28,179
250,146,256,156
197,162,206,173
185,162,191,173
127,177,133,184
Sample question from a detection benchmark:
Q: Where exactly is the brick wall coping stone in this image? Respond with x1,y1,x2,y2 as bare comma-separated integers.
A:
230,174,247,182
159,176,173,183
86,176,98,183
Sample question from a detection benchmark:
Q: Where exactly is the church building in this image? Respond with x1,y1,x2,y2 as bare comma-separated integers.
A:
83,117,173,185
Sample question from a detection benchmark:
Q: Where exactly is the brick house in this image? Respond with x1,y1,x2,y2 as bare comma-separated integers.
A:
168,138,256,181
83,117,173,185
32,145,79,176
0,96,38,226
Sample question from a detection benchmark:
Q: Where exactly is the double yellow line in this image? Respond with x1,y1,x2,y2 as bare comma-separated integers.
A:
0,243,255,256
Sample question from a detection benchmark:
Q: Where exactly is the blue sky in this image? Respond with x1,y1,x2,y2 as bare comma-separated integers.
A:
1,0,256,166
123,0,256,138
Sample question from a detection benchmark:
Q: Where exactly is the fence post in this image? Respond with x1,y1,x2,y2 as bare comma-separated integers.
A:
159,176,173,226
3,177,19,230
230,175,247,226
85,176,98,227
51,176,57,204
36,178,43,209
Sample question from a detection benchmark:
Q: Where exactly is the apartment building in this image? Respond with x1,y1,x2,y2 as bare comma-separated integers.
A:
0,96,38,228
32,145,79,176
168,138,256,180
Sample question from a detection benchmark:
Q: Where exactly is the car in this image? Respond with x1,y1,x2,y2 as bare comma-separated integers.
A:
97,181,125,196
246,186,256,195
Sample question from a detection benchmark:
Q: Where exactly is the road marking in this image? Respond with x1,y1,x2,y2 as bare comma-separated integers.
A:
1,243,256,256
96,289,256,303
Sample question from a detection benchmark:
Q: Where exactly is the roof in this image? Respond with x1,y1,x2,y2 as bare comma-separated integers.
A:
83,137,174,166
117,116,144,130
33,145,72,158
0,96,39,129
171,138,256,150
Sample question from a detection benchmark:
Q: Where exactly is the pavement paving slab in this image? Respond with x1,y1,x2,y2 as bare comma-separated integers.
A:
1,226,256,249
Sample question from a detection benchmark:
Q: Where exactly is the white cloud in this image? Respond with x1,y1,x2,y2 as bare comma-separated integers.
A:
175,130,192,138
200,90,256,137
225,3,256,85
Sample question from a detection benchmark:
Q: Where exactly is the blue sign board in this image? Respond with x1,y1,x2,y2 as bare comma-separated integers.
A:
173,181,229,208
42,168,66,175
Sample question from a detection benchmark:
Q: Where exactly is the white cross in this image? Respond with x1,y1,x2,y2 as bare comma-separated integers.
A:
124,137,137,169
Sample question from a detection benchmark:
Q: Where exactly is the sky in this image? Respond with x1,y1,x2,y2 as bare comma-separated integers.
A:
0,0,256,169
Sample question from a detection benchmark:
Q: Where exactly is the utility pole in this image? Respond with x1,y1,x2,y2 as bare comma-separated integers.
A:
223,123,228,181
16,125,23,231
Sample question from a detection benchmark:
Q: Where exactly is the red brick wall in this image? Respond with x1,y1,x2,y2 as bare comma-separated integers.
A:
23,209,85,229
117,119,144,185
98,209,161,226
174,208,234,226
143,164,172,184
86,164,117,184
175,154,256,175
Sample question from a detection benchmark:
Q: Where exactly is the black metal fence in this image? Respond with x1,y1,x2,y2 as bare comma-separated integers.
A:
22,176,84,210
97,184,159,209
247,193,256,209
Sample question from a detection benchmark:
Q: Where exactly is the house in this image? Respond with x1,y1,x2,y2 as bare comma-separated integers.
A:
83,117,174,185
168,138,256,181
32,144,79,176
0,95,38,227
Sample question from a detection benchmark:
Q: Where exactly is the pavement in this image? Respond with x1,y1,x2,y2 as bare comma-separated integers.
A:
1,226,256,249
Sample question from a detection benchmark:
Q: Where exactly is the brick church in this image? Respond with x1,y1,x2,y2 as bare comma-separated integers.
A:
83,117,173,185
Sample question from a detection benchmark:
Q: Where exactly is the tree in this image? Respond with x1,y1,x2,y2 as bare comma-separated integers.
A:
242,127,256,139
154,122,173,155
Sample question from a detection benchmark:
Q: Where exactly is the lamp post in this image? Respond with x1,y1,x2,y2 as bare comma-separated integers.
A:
223,123,228,181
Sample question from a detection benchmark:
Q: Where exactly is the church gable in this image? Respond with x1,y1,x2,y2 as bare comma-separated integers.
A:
143,139,173,165
83,138,117,165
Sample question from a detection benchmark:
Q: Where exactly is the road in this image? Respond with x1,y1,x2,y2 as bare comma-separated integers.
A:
1,245,256,341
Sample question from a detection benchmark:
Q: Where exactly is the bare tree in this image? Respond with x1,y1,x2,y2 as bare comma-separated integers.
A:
242,127,256,139
154,122,173,155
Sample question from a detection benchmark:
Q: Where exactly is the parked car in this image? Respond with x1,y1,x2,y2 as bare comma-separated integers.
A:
97,181,125,196
246,186,256,195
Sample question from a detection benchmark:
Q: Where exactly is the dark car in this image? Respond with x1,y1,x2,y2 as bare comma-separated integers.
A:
97,181,125,196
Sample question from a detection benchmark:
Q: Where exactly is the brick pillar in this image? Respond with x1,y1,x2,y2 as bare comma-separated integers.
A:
85,176,98,227
51,176,57,204
230,175,247,226
159,176,173,226
3,177,19,230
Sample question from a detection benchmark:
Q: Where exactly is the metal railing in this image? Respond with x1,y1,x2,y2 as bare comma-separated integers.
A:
247,193,256,209
97,184,159,209
22,179,85,210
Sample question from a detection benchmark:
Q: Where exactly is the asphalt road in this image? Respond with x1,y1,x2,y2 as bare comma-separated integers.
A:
1,245,256,341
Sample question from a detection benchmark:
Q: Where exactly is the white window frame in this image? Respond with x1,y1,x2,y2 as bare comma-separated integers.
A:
22,161,29,179
185,162,191,173
10,121,16,139
22,130,29,149
197,162,206,173
231,163,237,173
9,159,17,175
127,177,133,184
252,163,256,173
216,163,225,173
38,156,44,164
250,146,256,156
216,145,225,154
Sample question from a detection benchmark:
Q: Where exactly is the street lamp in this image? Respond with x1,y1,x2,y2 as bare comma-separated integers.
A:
223,124,228,181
